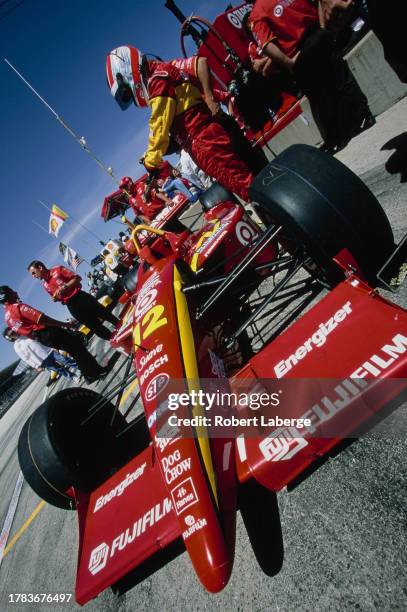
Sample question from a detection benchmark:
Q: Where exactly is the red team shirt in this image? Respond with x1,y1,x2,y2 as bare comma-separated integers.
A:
42,266,81,303
249,0,318,57
5,303,44,336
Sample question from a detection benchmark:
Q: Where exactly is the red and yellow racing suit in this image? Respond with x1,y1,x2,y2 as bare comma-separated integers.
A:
143,58,254,201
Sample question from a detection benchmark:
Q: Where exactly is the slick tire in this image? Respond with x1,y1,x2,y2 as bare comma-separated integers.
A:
18,387,149,510
249,144,395,285
200,182,238,211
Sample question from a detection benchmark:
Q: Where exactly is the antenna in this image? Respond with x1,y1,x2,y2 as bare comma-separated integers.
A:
4,57,118,183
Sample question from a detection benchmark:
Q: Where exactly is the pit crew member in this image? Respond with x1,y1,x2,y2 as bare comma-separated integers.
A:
27,261,119,341
0,286,107,383
248,0,374,152
320,0,406,82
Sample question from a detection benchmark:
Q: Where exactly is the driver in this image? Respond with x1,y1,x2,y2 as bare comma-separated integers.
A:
106,46,259,202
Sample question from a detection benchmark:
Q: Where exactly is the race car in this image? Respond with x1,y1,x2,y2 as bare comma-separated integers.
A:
17,146,407,604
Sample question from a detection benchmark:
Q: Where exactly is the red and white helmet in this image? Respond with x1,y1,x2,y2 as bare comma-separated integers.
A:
106,45,149,109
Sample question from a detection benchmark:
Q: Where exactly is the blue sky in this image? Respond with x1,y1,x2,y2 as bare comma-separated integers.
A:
0,0,227,369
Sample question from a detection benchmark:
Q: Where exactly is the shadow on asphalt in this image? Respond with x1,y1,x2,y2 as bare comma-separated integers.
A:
381,132,407,182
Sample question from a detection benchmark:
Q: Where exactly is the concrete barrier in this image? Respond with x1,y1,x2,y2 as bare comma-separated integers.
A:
346,32,407,116
265,31,407,156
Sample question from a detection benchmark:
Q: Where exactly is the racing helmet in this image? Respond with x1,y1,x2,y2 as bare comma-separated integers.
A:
106,45,149,109
2,327,14,342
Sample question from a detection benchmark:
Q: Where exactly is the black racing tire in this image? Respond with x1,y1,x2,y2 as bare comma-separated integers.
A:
18,387,150,510
200,182,237,211
249,144,395,285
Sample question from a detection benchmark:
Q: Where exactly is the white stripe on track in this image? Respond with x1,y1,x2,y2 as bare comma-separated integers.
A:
0,471,24,566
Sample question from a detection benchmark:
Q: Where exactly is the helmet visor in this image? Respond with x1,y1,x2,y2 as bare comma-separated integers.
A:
114,78,134,111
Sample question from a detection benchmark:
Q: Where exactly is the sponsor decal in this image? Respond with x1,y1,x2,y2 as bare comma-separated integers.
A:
171,477,199,515
133,304,168,347
139,344,163,369
260,427,308,462
93,463,147,513
202,229,229,261
136,271,161,300
226,3,252,28
274,301,352,378
140,354,169,385
154,434,178,452
135,288,157,318
190,221,222,271
145,372,170,401
134,272,161,319
299,378,368,434
88,542,109,575
182,515,208,540
147,400,168,428
88,499,173,573
350,333,407,378
260,334,407,455
161,449,192,485
274,4,283,17
235,220,258,246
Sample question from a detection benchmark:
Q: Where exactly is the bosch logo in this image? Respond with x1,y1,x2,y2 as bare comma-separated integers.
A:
184,514,195,526
274,4,284,17
88,542,109,575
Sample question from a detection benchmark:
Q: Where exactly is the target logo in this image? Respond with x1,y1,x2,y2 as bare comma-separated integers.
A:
235,221,258,246
135,288,157,318
274,4,284,17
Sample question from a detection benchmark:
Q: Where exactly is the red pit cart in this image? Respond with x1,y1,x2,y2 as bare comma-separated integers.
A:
18,146,407,604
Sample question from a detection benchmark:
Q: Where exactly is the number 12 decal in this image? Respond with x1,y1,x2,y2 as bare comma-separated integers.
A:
133,304,168,346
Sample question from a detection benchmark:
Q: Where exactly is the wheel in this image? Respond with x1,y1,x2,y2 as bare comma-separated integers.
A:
249,144,395,285
200,182,237,211
18,387,150,510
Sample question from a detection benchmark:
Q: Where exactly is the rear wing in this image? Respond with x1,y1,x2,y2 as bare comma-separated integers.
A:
101,190,130,222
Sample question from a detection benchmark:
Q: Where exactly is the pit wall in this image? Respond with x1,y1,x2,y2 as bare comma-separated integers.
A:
265,31,407,157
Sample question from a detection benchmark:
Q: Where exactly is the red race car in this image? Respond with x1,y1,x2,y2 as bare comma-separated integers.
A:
18,146,407,605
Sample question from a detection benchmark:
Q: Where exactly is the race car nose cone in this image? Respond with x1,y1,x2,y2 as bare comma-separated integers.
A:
197,560,234,593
